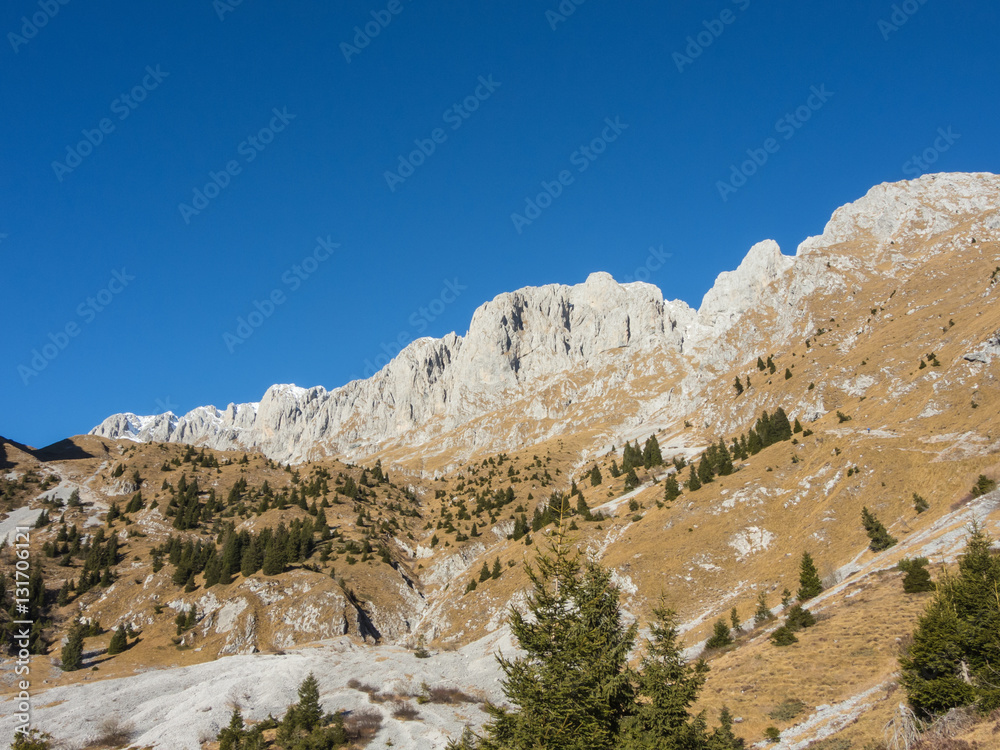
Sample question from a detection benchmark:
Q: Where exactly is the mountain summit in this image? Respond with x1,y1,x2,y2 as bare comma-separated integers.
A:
91,172,1000,469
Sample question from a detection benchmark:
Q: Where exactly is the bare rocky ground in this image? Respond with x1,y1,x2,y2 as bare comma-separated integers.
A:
0,629,515,750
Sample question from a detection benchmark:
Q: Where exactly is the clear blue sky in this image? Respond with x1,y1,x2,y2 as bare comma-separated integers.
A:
2,0,998,448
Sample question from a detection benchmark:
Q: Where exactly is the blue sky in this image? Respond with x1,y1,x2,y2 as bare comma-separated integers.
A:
2,0,998,448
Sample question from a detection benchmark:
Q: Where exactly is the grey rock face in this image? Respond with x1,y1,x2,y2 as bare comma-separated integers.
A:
90,173,1000,465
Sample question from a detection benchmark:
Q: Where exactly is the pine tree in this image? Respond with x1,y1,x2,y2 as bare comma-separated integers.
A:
479,561,492,583
756,357,766,371
478,534,637,750
492,558,502,580
912,492,929,513
107,624,128,655
753,591,774,626
643,436,663,468
218,707,246,750
664,475,680,503
797,552,823,601
901,524,1000,716
619,601,714,749
770,626,798,647
296,672,323,731
262,537,285,576
784,368,792,380
624,468,639,491
705,619,733,649
589,466,603,486
898,558,935,593
687,465,701,492
729,607,740,632
770,408,792,442
733,377,744,396
861,507,897,552
697,455,714,485
61,620,84,671
715,439,733,476
970,474,996,498
709,707,746,750
792,418,803,434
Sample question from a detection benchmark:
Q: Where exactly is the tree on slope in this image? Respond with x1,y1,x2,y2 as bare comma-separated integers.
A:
619,603,712,749
469,532,743,750
60,620,84,671
861,506,897,552
901,523,1000,717
797,552,823,601
478,532,637,750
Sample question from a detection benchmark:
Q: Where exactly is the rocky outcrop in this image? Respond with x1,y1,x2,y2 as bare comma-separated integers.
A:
90,173,1000,466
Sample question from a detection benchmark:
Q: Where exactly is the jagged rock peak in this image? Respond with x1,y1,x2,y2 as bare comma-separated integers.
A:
696,239,794,340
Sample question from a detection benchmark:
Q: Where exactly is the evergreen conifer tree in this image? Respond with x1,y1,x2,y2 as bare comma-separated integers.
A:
770,408,792,442
642,436,663,468
753,591,774,626
262,538,285,576
479,561,492,583
624,468,640,491
619,601,729,750
589,466,603,486
295,672,323,731
715,440,733,476
664,475,680,502
107,624,127,655
901,524,1000,716
218,707,245,750
898,558,935,593
687,466,701,492
478,534,637,750
797,552,823,601
705,619,733,649
733,377,744,396
697,456,714,485
861,507,897,551
61,620,84,671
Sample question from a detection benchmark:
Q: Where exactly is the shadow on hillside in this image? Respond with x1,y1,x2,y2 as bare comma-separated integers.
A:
32,438,96,462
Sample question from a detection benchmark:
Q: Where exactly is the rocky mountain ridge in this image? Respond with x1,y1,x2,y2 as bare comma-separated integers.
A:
90,172,1000,468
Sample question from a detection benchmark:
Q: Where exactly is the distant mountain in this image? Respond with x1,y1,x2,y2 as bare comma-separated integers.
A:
90,172,1000,469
